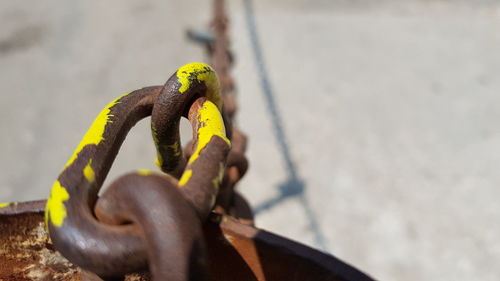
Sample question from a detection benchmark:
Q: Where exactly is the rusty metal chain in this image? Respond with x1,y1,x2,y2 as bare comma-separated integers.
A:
0,1,382,281
45,67,231,280
43,1,252,280
185,0,251,223
209,0,252,223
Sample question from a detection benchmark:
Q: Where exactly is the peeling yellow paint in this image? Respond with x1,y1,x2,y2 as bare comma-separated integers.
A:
137,169,153,176
166,142,181,157
155,156,163,168
45,180,70,227
212,162,225,188
179,169,193,186
64,90,136,168
155,142,182,169
155,63,223,171
83,160,95,183
152,124,164,168
176,62,222,109
151,124,159,143
188,100,231,165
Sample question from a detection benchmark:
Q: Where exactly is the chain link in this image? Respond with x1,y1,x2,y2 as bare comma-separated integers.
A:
45,0,252,280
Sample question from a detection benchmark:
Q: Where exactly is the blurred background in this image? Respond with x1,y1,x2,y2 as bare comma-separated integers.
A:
1,0,500,280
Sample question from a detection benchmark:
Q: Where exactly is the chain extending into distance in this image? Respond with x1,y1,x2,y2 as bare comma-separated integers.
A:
208,0,251,222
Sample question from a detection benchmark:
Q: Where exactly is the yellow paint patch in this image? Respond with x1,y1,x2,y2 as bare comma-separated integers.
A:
176,63,222,109
83,160,95,183
166,142,181,157
155,142,182,169
155,156,163,168
137,169,152,176
152,125,164,168
0,202,18,208
151,124,160,143
179,169,193,186
188,100,231,165
64,90,135,168
45,180,70,227
212,162,225,188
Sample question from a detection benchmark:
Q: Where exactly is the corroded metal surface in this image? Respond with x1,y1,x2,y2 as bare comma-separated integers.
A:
41,0,253,277
208,0,252,223
0,201,80,280
0,0,375,280
1,201,374,281
45,64,230,279
0,201,148,280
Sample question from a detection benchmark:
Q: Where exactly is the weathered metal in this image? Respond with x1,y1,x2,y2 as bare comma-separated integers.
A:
45,86,162,277
95,173,208,280
44,63,230,279
0,0,376,280
1,201,374,281
207,0,252,223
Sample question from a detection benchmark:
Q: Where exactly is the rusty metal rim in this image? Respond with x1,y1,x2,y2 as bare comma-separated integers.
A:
1,200,374,281
0,200,46,215
215,214,375,281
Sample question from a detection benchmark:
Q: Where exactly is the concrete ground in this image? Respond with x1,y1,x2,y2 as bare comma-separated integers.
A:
1,0,500,280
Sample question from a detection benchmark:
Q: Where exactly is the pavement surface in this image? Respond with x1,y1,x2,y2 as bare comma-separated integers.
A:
1,1,500,280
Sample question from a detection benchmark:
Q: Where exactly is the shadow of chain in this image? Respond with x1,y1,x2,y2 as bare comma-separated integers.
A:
243,0,328,251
